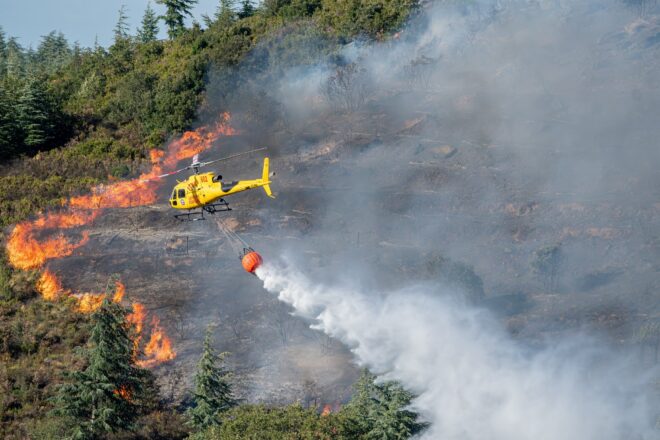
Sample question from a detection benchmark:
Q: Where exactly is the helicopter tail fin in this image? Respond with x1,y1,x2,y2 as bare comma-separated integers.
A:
261,158,275,198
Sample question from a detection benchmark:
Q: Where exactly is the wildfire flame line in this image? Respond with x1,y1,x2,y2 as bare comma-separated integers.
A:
36,269,126,313
36,270,176,367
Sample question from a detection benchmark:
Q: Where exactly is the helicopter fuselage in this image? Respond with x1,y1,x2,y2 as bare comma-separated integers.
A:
169,158,273,210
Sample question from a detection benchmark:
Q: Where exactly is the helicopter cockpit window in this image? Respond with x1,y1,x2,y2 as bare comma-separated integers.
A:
177,189,185,198
171,190,176,200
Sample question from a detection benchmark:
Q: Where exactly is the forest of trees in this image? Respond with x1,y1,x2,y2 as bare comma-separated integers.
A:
0,0,423,438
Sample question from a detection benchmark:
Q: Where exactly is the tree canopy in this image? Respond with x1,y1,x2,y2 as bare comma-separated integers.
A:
156,0,199,39
138,2,160,43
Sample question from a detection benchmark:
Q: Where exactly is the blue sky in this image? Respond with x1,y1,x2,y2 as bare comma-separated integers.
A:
1,0,221,48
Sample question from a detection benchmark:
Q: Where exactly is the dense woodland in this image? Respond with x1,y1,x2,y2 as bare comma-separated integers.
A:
0,0,422,438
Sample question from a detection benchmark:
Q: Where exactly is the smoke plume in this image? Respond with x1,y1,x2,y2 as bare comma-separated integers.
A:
257,261,656,439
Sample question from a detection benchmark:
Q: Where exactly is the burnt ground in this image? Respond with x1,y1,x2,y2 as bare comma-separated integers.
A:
44,71,660,405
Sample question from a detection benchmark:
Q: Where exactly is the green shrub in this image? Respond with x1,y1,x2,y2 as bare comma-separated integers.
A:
317,0,418,38
196,404,339,439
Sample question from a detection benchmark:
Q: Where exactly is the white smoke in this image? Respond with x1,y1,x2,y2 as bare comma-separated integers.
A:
257,261,657,440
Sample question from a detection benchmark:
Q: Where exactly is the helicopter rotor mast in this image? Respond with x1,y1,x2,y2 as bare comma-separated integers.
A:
191,154,201,174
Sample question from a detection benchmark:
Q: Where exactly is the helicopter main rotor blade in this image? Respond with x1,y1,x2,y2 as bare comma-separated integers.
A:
139,165,190,182
197,147,268,168
139,147,267,182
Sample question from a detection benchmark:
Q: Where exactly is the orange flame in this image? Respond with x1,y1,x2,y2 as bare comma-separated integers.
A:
136,315,176,368
164,112,236,168
75,293,106,313
7,223,91,270
75,280,126,314
112,281,126,303
320,402,340,416
149,149,165,164
127,302,146,356
127,302,146,336
36,269,68,300
113,385,132,401
32,210,99,229
68,179,159,210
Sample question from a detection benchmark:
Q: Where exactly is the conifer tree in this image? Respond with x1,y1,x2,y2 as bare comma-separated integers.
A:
35,31,71,73
138,2,160,43
0,26,6,77
237,0,254,19
215,0,236,26
114,5,130,43
188,326,237,430
156,0,198,39
0,26,5,57
17,76,53,149
0,84,20,158
54,299,153,439
342,369,427,439
5,37,24,77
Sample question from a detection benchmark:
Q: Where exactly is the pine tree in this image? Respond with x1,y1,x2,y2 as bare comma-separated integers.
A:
0,26,7,77
17,76,53,149
0,84,20,158
0,26,5,58
188,326,237,430
138,2,160,43
237,0,254,19
5,37,24,77
54,299,153,439
215,0,235,26
35,31,71,73
114,5,130,43
156,0,198,39
342,369,427,439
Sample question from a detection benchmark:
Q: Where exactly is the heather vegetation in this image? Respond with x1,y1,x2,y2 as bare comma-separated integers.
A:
0,0,422,438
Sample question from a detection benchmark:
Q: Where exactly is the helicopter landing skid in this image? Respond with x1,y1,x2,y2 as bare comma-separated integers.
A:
174,200,231,222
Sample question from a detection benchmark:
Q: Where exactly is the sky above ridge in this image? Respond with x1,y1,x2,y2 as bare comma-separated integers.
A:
1,0,220,48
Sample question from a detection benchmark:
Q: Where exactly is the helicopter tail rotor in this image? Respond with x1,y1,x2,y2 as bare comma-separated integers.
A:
261,158,275,199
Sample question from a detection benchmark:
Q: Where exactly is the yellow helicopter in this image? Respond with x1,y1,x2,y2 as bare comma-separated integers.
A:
148,148,274,221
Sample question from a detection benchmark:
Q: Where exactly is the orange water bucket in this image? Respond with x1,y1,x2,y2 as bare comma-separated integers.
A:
241,251,263,273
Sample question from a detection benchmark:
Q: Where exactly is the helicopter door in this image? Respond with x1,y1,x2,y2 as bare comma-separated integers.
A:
178,188,186,206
